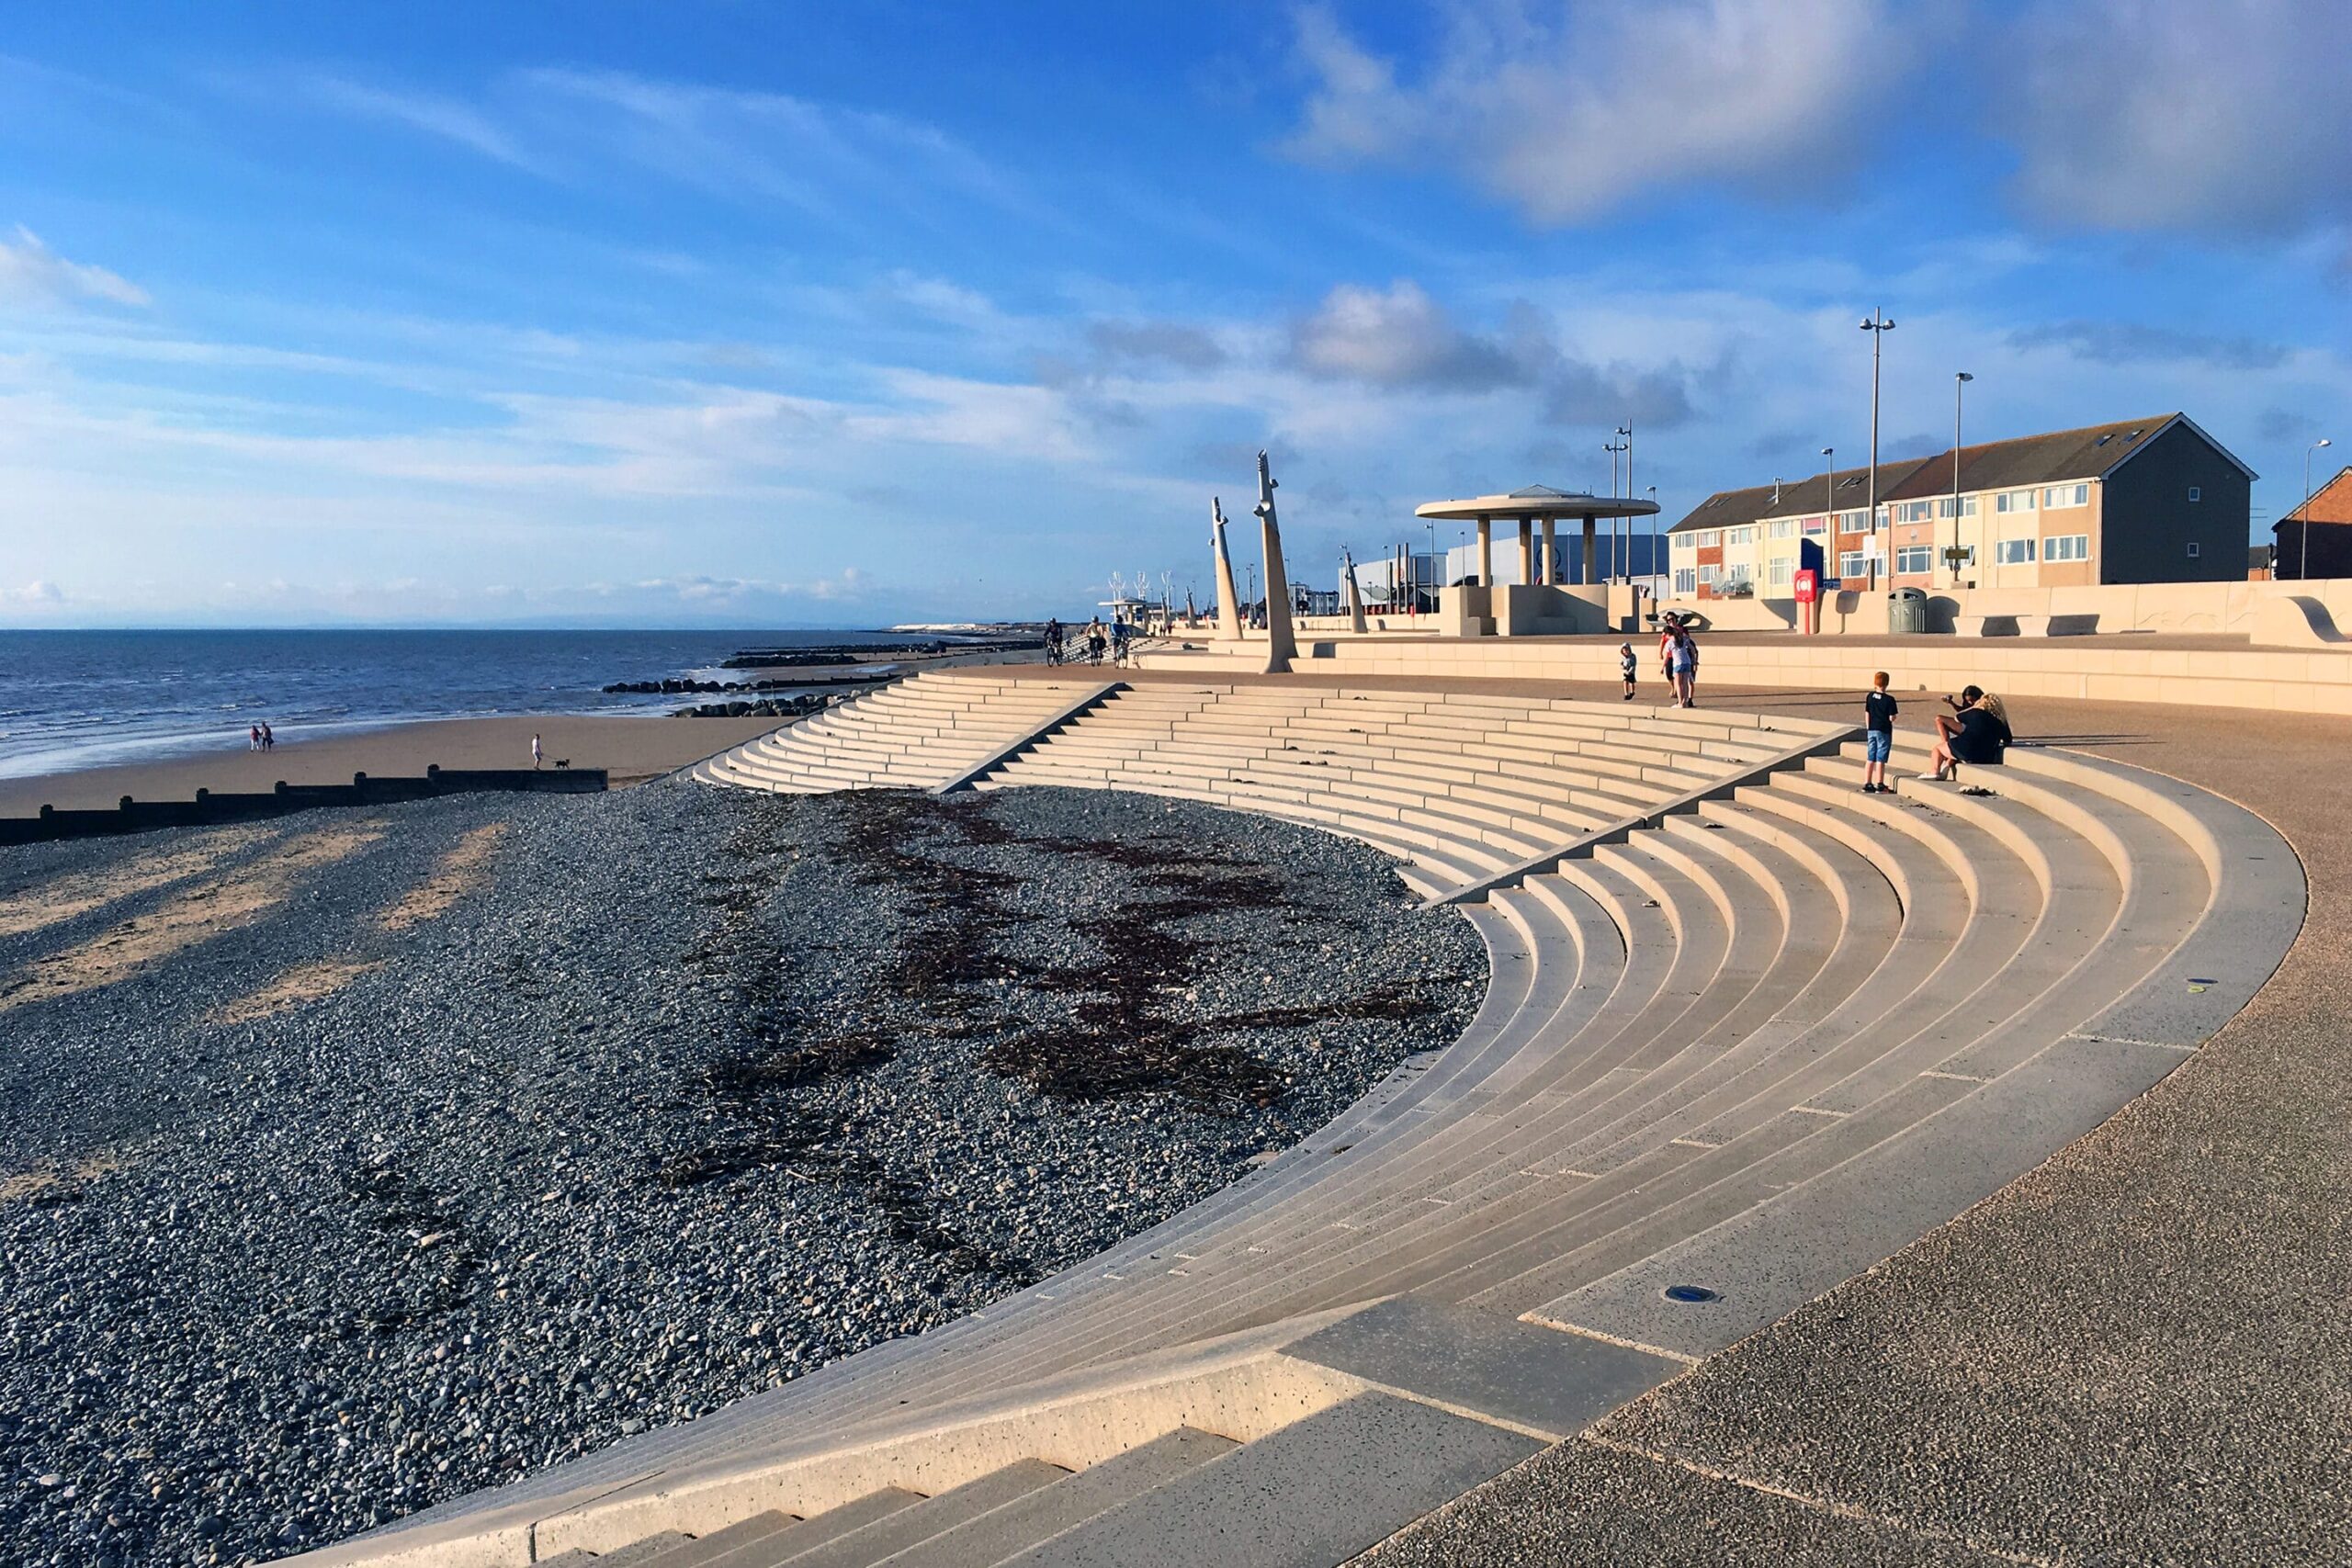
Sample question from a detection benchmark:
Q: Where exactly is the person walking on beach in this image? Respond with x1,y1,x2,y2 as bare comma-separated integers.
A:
248,724,263,751
531,732,543,770
1861,671,1897,794
260,722,275,750
1619,641,1638,701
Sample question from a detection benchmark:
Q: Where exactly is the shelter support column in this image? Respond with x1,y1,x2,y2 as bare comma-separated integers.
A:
1517,518,1533,586
1582,515,1598,583
1476,517,1493,586
1540,518,1556,584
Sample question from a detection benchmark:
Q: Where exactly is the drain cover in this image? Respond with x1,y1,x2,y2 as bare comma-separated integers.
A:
1663,1283,1719,1303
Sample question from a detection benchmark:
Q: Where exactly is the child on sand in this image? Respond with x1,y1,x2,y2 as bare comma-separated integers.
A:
1619,641,1637,700
1862,671,1896,794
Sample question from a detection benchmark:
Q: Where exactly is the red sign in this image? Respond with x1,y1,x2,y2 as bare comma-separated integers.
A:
1792,568,1818,604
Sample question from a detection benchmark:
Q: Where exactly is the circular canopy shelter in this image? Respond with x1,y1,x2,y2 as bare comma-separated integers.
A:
1415,484,1660,587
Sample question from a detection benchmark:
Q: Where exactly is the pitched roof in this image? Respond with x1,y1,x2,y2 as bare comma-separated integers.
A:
1673,413,2256,534
1670,457,1932,534
2281,465,2352,526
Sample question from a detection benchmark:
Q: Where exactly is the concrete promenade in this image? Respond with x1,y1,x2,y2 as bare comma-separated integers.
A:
1360,685,2352,1564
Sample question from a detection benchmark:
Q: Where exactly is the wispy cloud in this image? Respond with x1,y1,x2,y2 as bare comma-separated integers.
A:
0,227,149,309
296,73,539,170
2007,319,2288,370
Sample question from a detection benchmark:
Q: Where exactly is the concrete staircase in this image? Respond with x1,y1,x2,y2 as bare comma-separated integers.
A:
691,674,1118,795
290,688,2301,1568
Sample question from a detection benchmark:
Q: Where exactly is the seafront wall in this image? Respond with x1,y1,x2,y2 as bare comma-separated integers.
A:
1667,574,2352,642
0,765,606,846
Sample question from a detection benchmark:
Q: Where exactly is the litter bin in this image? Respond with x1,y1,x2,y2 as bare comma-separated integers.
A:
1886,586,1928,635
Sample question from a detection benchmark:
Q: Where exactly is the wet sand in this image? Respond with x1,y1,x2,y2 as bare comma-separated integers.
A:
0,715,786,816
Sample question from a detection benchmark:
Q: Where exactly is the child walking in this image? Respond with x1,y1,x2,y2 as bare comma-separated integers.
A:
1862,671,1897,794
1619,641,1638,700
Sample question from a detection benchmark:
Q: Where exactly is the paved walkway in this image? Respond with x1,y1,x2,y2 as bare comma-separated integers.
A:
1355,688,2352,1564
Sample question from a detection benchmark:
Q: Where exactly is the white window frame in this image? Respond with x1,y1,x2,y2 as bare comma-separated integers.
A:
1727,525,1756,546
1838,550,1866,578
1801,515,1829,536
1698,562,1717,584
1894,545,1933,574
2186,541,2201,558
1995,537,2037,566
1768,519,1796,539
2045,534,2090,563
1698,530,1721,547
1768,557,1793,586
2188,486,2201,502
2041,483,2087,509
1673,567,1696,594
1996,490,2036,513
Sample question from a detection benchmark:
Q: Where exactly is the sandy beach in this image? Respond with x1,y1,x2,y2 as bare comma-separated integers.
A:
0,715,785,817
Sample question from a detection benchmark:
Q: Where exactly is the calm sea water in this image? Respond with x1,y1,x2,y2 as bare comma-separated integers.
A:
0,629,930,779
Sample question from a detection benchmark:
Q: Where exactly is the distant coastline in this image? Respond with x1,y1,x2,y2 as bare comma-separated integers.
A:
0,627,1031,783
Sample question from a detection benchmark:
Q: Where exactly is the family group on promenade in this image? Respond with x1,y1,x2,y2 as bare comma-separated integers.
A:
1617,613,1704,707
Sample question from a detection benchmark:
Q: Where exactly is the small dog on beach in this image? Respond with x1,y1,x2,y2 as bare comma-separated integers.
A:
553,759,571,769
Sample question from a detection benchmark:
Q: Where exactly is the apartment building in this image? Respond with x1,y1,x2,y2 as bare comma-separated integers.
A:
1669,414,2254,600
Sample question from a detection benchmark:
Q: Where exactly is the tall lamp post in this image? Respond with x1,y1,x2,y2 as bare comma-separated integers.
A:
2304,439,2335,581
1951,372,1973,587
1604,437,1626,584
1820,447,1835,572
1645,484,1658,598
1618,424,1634,585
1860,309,1896,589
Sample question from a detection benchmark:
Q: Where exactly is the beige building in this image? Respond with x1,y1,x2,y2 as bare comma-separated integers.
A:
1670,413,2254,601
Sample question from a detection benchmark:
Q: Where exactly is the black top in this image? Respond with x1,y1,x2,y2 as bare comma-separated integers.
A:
1865,690,1898,734
1951,705,2012,764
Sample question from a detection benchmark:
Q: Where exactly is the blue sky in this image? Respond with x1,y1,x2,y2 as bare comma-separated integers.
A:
1,0,2346,626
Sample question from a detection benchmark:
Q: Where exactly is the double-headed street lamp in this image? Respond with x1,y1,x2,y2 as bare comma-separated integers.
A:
1951,372,1973,586
2304,438,2335,580
1860,310,1896,588
1617,424,1634,584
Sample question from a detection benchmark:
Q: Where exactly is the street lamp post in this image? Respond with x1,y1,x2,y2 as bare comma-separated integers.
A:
1860,309,1896,590
1952,372,1973,587
1604,438,1625,584
1645,484,1658,600
2304,439,2335,580
1618,424,1634,585
1820,447,1835,571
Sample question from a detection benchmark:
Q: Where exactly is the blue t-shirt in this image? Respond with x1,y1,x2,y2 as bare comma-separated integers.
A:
1865,690,1897,734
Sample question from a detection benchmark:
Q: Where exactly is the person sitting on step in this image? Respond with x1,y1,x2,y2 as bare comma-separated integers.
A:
1928,684,2010,781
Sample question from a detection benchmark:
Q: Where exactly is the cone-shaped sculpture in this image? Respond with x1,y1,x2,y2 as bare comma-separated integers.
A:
1210,496,1243,642
1254,452,1296,674
1342,548,1369,634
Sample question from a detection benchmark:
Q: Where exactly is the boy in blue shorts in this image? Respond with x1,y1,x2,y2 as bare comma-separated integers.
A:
1862,670,1896,794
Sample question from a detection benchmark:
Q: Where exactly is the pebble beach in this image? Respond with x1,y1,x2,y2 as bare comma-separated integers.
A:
0,774,1482,1567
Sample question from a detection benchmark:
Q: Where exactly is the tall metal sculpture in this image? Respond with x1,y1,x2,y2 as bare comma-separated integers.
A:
1254,451,1296,674
1210,496,1244,642
1341,547,1369,634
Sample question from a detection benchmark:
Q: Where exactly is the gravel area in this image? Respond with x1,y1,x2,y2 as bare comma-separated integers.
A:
0,781,1481,1568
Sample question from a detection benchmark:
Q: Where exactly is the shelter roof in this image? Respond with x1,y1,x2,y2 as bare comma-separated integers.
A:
1416,487,1660,521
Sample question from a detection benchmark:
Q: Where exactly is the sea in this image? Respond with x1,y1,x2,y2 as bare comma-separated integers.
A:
0,628,944,780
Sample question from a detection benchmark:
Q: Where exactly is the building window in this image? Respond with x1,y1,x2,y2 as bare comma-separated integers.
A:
1727,525,1756,545
2046,534,2090,562
1801,515,1829,536
2187,541,2201,558
2188,486,2201,502
1894,501,1932,524
1674,567,1696,594
2041,483,2088,509
1769,519,1796,539
1996,490,2036,513
1938,495,1979,518
1698,530,1721,547
1769,558,1792,586
1838,551,1865,578
1698,563,1717,585
1895,545,1933,574
1996,537,2037,565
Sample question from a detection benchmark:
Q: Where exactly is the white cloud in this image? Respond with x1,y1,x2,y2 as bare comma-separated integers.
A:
2001,0,2352,234
2,580,66,604
0,227,149,309
1284,0,1915,224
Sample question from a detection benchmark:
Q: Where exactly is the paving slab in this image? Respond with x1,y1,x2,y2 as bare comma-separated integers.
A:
1280,1294,1683,1438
